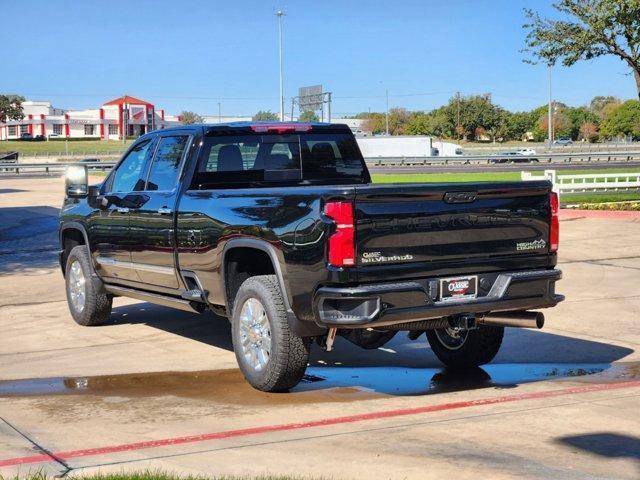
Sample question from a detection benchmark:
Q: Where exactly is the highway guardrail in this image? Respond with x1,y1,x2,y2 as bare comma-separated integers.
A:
2,151,640,176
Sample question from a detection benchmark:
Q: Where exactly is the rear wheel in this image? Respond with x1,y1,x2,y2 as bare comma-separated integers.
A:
231,275,310,392
426,324,504,369
65,245,112,326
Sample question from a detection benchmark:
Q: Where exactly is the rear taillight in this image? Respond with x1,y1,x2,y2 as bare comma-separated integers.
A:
550,191,559,252
324,201,355,267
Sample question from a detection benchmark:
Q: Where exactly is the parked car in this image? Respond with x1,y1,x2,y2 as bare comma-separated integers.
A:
490,151,539,163
59,122,563,392
19,133,33,140
554,137,573,146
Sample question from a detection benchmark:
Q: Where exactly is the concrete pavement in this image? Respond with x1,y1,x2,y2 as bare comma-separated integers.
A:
0,176,639,479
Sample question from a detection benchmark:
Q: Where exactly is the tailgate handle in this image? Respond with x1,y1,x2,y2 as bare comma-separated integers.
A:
444,191,477,203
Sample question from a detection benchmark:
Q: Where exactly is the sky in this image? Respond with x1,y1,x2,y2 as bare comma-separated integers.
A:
2,0,638,117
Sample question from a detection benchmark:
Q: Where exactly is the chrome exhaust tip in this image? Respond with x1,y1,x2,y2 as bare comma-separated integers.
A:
478,311,545,329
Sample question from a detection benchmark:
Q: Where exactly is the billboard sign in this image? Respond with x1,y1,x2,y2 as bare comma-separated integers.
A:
298,85,323,111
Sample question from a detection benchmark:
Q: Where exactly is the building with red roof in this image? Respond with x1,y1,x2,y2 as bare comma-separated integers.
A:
0,95,181,141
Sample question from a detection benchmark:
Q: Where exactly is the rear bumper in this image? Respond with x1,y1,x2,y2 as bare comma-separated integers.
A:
313,269,563,329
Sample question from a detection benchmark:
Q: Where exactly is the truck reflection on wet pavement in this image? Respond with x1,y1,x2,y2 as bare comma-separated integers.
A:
0,362,636,404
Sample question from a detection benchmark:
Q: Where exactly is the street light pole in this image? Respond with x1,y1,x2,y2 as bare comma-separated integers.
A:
276,10,285,122
385,89,389,135
218,102,221,123
548,64,553,149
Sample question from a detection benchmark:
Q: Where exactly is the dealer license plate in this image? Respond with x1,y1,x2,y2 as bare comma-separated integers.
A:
439,275,478,301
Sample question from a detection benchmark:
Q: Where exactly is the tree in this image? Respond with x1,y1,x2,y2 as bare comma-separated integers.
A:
0,94,25,123
179,111,203,124
441,94,503,140
565,106,600,138
298,110,319,122
405,112,433,135
387,108,412,135
503,111,537,141
590,95,622,120
531,104,573,141
363,112,387,135
252,110,279,121
600,99,640,139
523,1,640,99
579,121,599,142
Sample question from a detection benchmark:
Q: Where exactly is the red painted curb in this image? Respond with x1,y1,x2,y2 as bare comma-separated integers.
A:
560,209,640,220
1,379,639,468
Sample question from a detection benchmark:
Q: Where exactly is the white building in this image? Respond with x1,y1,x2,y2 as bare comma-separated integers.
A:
0,95,181,141
0,95,370,140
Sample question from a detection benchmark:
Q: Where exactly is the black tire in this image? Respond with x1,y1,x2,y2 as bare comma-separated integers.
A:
426,325,504,369
65,245,112,326
231,275,310,392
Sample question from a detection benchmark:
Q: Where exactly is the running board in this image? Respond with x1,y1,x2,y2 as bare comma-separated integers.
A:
104,285,203,314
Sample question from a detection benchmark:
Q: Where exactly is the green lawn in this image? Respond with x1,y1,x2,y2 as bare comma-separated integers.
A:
0,140,131,156
372,172,521,183
372,167,640,204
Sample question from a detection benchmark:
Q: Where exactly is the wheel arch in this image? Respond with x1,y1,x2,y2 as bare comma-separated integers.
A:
221,238,292,314
221,238,324,337
59,222,93,276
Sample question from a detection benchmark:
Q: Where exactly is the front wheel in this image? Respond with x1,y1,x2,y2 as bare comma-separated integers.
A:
65,245,112,326
231,275,310,392
426,324,504,369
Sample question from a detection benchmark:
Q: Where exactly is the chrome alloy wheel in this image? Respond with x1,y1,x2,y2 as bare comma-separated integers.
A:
68,260,86,312
239,298,272,372
434,325,469,351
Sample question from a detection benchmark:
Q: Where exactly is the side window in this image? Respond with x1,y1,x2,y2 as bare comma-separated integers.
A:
146,136,189,191
110,139,153,193
203,139,259,172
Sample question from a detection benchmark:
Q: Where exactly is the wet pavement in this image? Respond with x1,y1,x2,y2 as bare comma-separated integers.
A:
0,362,635,400
0,176,639,480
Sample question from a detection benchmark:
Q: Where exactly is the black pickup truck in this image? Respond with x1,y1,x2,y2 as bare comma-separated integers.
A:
59,122,563,392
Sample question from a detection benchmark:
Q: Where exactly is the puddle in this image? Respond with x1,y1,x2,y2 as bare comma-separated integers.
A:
0,369,377,405
0,362,635,403
302,363,622,396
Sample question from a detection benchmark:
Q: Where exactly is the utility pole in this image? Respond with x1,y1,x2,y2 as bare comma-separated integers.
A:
385,89,389,135
276,10,285,121
456,91,461,140
327,92,332,123
548,64,553,149
218,102,221,123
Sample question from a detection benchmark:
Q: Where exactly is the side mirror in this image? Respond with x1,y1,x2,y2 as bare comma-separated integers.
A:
87,185,103,209
65,165,88,198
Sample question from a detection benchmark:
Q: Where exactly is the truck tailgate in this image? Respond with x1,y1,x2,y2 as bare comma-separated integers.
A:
354,181,552,268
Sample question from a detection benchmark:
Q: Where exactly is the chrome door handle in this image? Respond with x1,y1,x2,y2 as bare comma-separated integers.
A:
157,207,172,215
116,207,130,214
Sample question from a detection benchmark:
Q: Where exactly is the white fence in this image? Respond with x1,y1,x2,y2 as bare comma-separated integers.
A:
521,169,640,199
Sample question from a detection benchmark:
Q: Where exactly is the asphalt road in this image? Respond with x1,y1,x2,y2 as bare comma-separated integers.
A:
369,160,640,174
1,177,639,479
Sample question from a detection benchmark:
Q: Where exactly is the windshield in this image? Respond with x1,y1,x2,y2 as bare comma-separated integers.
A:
192,132,368,188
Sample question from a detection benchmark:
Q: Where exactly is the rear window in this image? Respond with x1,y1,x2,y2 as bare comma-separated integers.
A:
192,132,367,188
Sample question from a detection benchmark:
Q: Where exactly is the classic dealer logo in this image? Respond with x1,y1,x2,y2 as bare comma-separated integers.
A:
516,239,547,251
447,279,471,295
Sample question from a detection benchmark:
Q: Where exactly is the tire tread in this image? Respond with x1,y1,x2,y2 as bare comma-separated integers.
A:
426,325,504,369
232,275,309,392
65,245,112,326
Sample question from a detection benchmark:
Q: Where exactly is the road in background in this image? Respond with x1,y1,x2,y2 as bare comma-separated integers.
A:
369,160,640,174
